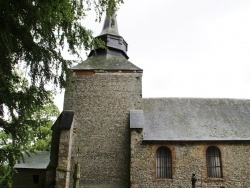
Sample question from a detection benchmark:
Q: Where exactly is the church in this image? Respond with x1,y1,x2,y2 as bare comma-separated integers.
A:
13,13,250,188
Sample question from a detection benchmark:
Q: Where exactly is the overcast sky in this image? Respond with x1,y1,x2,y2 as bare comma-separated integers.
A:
56,0,250,110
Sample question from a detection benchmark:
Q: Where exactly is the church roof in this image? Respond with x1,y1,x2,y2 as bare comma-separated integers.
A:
14,151,50,169
131,98,250,141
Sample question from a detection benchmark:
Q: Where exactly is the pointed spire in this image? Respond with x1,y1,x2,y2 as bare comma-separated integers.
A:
72,12,143,72
88,12,128,59
99,14,119,36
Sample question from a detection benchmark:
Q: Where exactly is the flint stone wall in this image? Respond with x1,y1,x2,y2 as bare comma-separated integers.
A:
131,130,250,188
63,72,142,188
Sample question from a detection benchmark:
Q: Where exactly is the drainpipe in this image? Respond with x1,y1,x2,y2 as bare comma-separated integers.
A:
73,148,80,188
73,162,80,188
192,173,197,188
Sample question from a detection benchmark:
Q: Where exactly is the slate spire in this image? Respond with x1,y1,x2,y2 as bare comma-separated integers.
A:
99,13,119,36
71,11,142,74
88,13,129,59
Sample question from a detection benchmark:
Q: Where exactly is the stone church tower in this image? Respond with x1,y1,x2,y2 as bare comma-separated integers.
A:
53,14,143,187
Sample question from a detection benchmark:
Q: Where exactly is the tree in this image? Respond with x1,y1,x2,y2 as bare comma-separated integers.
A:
0,96,59,187
0,0,123,115
0,0,123,186
0,0,123,92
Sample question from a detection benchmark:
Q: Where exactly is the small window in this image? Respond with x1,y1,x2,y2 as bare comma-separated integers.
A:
156,146,172,179
206,146,222,178
33,175,39,184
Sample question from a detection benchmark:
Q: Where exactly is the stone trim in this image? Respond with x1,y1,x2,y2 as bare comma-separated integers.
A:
55,119,75,188
73,70,142,76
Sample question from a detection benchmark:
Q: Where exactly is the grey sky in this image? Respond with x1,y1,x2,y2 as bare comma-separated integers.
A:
56,0,250,110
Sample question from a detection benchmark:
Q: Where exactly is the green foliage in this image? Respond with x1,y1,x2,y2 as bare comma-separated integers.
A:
22,101,59,152
0,97,59,188
0,0,123,187
0,165,12,188
0,0,123,92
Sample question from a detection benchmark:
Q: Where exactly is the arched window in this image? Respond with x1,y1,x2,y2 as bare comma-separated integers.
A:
156,146,172,179
206,146,222,178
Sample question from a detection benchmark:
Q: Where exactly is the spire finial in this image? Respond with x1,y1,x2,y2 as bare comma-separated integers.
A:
99,13,119,36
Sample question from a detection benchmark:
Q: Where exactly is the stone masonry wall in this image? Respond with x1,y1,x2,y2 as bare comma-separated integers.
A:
131,130,250,188
63,71,142,188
